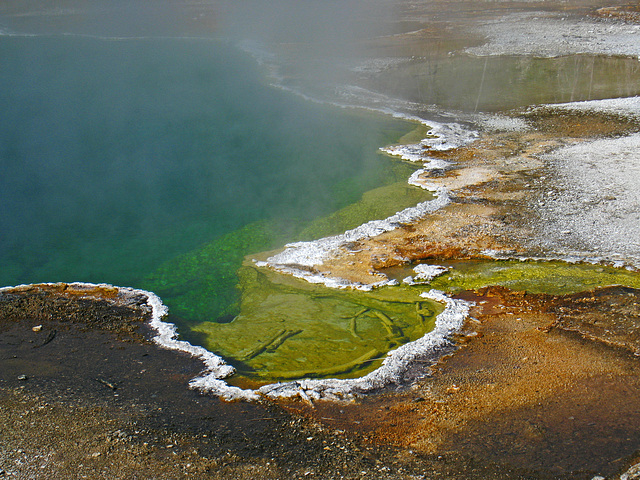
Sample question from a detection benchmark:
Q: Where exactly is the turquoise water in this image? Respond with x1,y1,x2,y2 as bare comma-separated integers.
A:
0,35,414,315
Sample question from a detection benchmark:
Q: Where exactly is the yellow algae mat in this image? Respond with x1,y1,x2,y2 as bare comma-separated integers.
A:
190,257,640,384
192,264,443,382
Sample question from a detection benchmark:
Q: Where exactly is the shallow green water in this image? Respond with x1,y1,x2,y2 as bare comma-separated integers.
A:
196,264,444,384
364,54,640,112
142,175,435,384
179,256,640,384
433,260,640,295
142,176,431,327
386,259,640,296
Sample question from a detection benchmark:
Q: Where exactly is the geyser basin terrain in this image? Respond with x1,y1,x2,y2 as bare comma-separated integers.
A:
5,1,640,477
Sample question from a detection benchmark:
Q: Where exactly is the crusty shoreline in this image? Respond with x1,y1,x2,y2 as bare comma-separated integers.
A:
0,283,598,479
4,2,640,478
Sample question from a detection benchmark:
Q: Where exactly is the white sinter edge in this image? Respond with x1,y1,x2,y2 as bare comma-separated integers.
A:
257,120,474,290
259,121,470,290
1,282,471,402
0,118,477,402
140,287,260,401
619,461,640,480
404,264,451,285
258,185,450,291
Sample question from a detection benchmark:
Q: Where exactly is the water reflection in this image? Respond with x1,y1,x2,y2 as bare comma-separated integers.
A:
361,54,640,112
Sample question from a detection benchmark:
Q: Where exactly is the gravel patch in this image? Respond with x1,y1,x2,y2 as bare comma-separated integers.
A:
522,98,640,267
467,11,640,58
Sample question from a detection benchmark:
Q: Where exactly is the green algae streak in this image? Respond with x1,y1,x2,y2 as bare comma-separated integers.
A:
190,257,640,385
141,220,295,326
422,259,640,296
138,117,437,383
297,179,432,241
141,160,426,326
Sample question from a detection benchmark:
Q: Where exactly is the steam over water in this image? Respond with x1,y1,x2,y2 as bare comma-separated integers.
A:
0,35,411,288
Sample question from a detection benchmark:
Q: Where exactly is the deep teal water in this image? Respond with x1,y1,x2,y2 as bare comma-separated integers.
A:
0,35,413,300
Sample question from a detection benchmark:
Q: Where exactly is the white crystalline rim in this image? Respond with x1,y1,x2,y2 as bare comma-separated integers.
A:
261,186,450,291
0,100,480,402
403,264,450,285
0,281,471,402
260,117,476,288
0,282,470,402
413,264,450,281
382,144,450,169
620,461,640,480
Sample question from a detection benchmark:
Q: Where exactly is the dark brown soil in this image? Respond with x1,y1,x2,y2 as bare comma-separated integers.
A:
0,285,557,479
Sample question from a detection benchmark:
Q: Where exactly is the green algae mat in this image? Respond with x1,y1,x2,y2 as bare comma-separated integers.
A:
193,265,443,383
426,259,640,296
191,258,640,385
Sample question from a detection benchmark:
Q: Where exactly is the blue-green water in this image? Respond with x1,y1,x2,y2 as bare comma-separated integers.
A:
0,35,415,320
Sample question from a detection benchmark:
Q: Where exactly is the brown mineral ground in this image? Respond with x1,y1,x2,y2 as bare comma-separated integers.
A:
595,5,640,23
286,286,640,479
314,110,640,286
